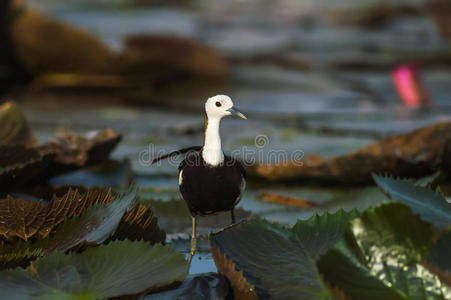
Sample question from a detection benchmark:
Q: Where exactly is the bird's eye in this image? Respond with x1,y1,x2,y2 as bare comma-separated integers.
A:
215,101,222,107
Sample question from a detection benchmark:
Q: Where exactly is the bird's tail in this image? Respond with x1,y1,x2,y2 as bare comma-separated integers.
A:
152,146,202,164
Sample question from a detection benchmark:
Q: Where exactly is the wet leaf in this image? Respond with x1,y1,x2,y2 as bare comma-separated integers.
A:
0,240,188,299
33,187,137,254
0,197,47,241
0,146,55,197
56,128,122,166
0,249,43,270
147,198,250,235
373,174,451,229
210,209,360,299
424,231,451,287
0,102,36,146
36,129,122,175
0,188,127,242
0,187,138,266
317,203,451,300
110,202,166,244
250,121,451,184
14,186,166,245
0,187,171,270
49,159,133,188
146,273,231,300
260,191,316,208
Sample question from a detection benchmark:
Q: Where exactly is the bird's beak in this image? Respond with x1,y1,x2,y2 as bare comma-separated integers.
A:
227,107,247,120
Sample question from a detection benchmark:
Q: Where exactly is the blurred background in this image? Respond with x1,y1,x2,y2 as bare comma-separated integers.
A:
1,0,451,232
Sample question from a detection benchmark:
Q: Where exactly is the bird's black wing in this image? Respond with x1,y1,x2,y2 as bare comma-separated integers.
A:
152,146,202,165
225,155,247,180
178,148,204,173
236,159,247,180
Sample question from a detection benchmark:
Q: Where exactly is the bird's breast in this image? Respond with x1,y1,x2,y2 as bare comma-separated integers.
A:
179,163,245,215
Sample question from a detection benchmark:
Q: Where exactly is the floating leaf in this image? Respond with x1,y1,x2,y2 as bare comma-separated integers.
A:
147,198,250,235
0,187,139,270
36,129,122,177
414,170,443,188
110,202,166,244
34,187,137,254
424,231,451,287
373,174,451,229
249,120,451,184
0,196,47,241
49,159,133,188
0,249,43,270
14,185,166,245
0,188,124,242
260,191,315,208
0,102,36,146
317,203,451,300
0,146,55,197
0,240,188,299
210,209,359,299
146,273,231,300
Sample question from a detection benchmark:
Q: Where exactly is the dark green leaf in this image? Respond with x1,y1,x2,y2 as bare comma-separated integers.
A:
424,231,451,287
33,129,122,180
373,174,451,229
144,197,250,235
0,188,131,242
49,160,132,188
318,203,451,300
0,248,43,270
42,129,122,167
110,202,166,244
18,185,166,245
0,240,188,299
146,273,230,300
0,187,139,269
35,186,137,253
0,146,55,197
210,209,359,299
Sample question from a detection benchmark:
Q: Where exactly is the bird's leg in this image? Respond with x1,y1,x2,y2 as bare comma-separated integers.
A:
231,209,236,224
188,216,197,265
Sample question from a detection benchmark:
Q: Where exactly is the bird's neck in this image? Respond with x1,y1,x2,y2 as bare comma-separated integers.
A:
202,116,224,166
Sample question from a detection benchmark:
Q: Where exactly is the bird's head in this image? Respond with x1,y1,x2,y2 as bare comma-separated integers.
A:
205,95,247,121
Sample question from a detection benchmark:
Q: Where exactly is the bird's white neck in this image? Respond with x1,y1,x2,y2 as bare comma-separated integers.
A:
202,116,224,166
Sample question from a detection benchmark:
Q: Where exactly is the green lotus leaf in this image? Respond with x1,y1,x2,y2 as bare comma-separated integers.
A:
0,240,188,299
0,187,141,269
210,209,360,299
0,248,43,270
17,185,166,245
373,174,451,229
33,186,137,253
317,203,451,300
0,187,132,242
424,231,451,287
110,201,166,244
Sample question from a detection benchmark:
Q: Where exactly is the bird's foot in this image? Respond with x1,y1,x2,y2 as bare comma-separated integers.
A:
190,237,197,256
188,236,197,264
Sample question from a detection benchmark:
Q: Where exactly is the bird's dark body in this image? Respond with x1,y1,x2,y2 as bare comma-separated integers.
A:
179,150,246,216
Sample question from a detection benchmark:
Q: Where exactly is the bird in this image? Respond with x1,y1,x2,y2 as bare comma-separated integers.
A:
152,95,247,264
